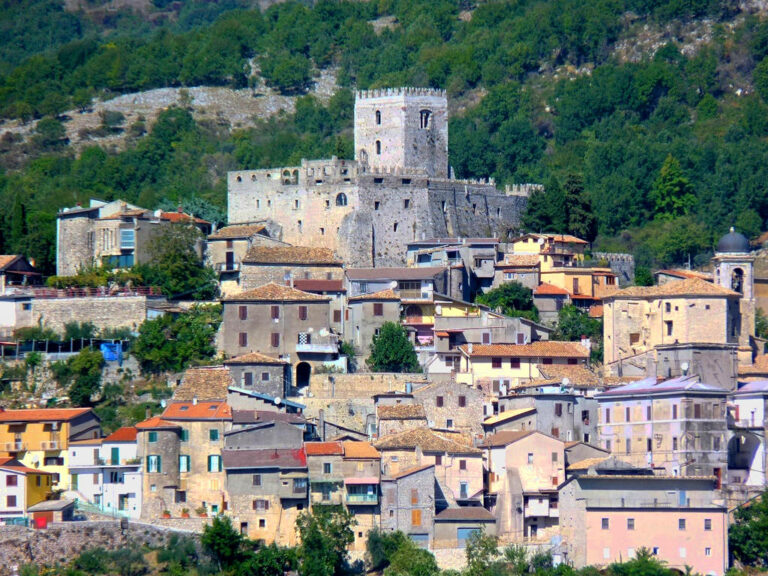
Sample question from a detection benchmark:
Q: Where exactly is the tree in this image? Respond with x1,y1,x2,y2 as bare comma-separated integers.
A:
68,348,105,406
634,266,654,286
608,547,674,576
385,540,439,576
367,322,420,373
476,282,539,322
552,305,603,363
201,515,250,570
650,155,696,221
63,321,98,341
503,544,529,576
730,492,768,566
465,531,501,576
522,177,567,233
237,544,298,576
367,528,409,571
296,505,355,576
563,174,597,243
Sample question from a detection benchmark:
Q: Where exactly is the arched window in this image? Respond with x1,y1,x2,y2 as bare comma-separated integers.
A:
375,110,381,125
420,110,432,129
375,140,381,155
359,149,368,164
335,193,348,207
282,169,292,185
732,268,744,294
291,169,299,184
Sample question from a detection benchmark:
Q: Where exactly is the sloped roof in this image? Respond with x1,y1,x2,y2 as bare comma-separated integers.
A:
159,211,210,225
603,277,738,300
513,233,588,244
377,404,426,420
343,441,381,459
0,457,53,475
135,417,180,430
738,355,768,376
597,375,727,398
243,245,341,265
224,282,330,302
208,224,266,240
459,341,589,359
387,464,435,480
292,279,345,293
535,364,601,388
567,457,609,471
104,427,137,443
435,507,495,521
374,427,481,455
0,255,22,270
483,407,536,426
224,352,287,365
231,410,307,425
174,366,233,402
498,254,540,268
162,401,232,420
0,407,92,423
348,289,400,302
222,448,306,469
346,267,446,281
534,283,570,296
479,430,536,448
305,441,344,456
656,269,713,281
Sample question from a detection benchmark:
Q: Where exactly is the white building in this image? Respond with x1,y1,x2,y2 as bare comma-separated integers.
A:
728,381,768,488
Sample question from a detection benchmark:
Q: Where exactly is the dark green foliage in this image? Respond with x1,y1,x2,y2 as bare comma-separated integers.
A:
201,516,250,570
236,544,298,576
385,541,439,576
132,304,222,374
607,547,674,576
465,531,501,576
522,177,567,233
367,322,420,373
563,174,598,243
70,547,148,576
729,492,768,566
13,325,60,341
67,348,105,406
367,528,410,571
552,304,603,363
650,156,696,221
296,505,355,576
63,322,98,341
156,534,200,572
476,282,539,322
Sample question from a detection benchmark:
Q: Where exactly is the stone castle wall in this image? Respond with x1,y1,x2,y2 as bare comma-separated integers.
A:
57,215,94,276
30,296,156,334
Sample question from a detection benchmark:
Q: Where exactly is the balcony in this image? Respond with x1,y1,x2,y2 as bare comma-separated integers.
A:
40,441,60,451
346,492,378,505
2,441,26,452
279,476,308,499
216,262,240,273
296,335,338,354
399,289,431,301
730,418,763,429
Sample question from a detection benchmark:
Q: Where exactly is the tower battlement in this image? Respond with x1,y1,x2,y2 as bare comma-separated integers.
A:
356,87,446,100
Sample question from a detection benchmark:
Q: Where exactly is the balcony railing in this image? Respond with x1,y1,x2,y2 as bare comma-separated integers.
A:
296,336,338,354
2,442,26,452
40,441,60,451
346,493,378,505
216,262,240,273
730,419,762,429
399,289,431,300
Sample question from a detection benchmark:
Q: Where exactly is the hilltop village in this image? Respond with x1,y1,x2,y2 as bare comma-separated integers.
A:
1,89,767,574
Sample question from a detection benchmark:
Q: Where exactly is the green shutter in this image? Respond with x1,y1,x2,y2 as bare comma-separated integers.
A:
146,456,151,473
180,429,189,442
157,455,162,473
148,431,157,443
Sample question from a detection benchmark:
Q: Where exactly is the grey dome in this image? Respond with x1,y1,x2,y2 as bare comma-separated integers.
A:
717,227,750,253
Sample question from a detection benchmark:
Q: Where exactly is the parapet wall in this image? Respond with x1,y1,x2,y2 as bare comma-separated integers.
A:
30,296,156,333
356,87,446,99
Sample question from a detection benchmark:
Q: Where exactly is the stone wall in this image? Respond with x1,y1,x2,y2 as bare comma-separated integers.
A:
56,213,94,277
240,264,344,291
308,372,427,399
30,296,158,334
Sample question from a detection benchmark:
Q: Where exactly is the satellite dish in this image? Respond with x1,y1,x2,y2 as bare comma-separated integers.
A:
537,237,546,245
319,328,329,337
390,281,398,289
160,400,167,408
274,397,282,406
562,378,570,388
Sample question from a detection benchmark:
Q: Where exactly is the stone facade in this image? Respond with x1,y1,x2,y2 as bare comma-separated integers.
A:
28,295,162,334
226,89,528,268
344,292,401,360
412,381,484,436
380,464,436,546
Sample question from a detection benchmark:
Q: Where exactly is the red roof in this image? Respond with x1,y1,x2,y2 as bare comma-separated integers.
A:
292,279,345,293
0,457,53,475
0,407,91,423
104,427,137,443
304,441,343,456
534,283,570,296
135,417,180,430
162,402,232,421
160,211,210,225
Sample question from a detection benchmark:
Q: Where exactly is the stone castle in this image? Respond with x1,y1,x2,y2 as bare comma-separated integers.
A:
227,87,530,267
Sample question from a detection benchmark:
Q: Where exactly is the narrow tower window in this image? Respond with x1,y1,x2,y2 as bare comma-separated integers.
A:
420,110,432,129
375,110,381,125
375,140,381,155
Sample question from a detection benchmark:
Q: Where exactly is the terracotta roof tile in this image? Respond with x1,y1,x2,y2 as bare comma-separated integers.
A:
604,277,738,299
343,441,381,459
498,254,540,268
348,289,400,302
292,279,345,293
567,456,609,471
208,224,267,240
305,441,343,456
0,255,21,270
104,427,137,443
224,282,330,302
387,464,435,480
243,245,341,265
483,408,536,426
656,269,713,281
0,407,92,423
738,355,768,375
377,404,426,420
224,352,287,365
534,283,570,296
375,427,481,454
459,341,589,359
174,366,233,402
346,267,446,281
0,457,54,475
534,364,601,388
135,417,180,430
222,448,306,469
435,507,495,521
513,233,588,244
160,211,210,225
162,401,232,420
479,430,536,447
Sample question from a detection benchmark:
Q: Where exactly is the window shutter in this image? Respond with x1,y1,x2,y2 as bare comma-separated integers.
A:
271,305,280,319
271,333,280,348
411,509,421,526
239,305,247,320
333,310,341,323
299,306,308,320
239,332,248,347
411,489,419,505
244,372,253,387
373,303,383,316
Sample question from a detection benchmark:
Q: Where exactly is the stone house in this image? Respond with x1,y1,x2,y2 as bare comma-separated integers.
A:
558,471,727,575
340,441,382,550
411,381,484,437
0,255,41,293
0,457,53,523
493,253,540,291
344,288,401,359
456,341,590,389
239,245,344,292
293,279,346,334
480,430,565,541
508,234,588,270
221,282,339,390
224,352,290,399
376,404,428,437
346,267,453,299
0,407,102,490
727,380,768,490
136,401,232,519
374,427,483,510
563,441,610,473
434,507,497,548
56,199,210,276
305,441,345,506
205,224,273,296
596,375,728,479
532,283,571,325
380,464,436,548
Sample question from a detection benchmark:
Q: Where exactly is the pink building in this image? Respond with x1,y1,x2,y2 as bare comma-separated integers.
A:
559,471,727,575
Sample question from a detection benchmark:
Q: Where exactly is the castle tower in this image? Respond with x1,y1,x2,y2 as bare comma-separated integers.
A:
354,87,449,178
713,227,755,363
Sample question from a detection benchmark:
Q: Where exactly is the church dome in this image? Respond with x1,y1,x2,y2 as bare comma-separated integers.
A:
716,227,751,254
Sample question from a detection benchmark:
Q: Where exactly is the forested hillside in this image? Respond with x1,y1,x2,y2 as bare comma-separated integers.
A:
1,0,767,274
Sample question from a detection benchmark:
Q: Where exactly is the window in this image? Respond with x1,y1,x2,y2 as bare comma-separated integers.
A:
411,489,419,505
7,495,17,508
482,332,491,345
419,110,431,129
459,459,467,471
694,404,702,418
375,140,381,155
271,333,280,348
527,453,534,464
552,452,558,463
179,455,190,473
253,499,269,511
705,547,711,557
627,518,635,530
373,303,383,316
435,454,442,465
492,357,502,369
120,229,135,250
647,438,653,452
180,429,189,442
625,438,631,454
647,406,652,420
375,201,380,210
460,482,469,499
333,310,342,323
298,306,308,321
404,199,410,209
146,455,161,473
253,474,262,486
259,519,266,528
6,475,18,487
243,372,253,387
239,332,247,347
704,519,712,531
210,429,219,441
625,407,631,421
239,305,247,320
678,518,686,531
673,437,678,450
411,509,422,526
323,462,332,474
208,455,222,472
555,403,563,417
567,358,577,365
542,358,553,365
148,431,158,443
458,396,466,408
335,193,348,207
375,110,381,125
606,440,612,451
436,396,444,407
510,358,520,369
673,404,678,419
665,302,671,313
447,418,454,428
665,321,673,336
602,518,610,530
605,408,611,423
260,372,270,383
271,305,280,319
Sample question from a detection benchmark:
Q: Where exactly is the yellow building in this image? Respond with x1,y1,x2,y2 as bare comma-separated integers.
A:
509,234,588,271
402,294,481,348
456,341,590,388
0,408,101,490
0,457,53,522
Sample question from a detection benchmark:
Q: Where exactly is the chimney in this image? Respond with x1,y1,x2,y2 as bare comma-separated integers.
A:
192,396,198,405
468,343,473,354
177,205,183,213
76,202,82,207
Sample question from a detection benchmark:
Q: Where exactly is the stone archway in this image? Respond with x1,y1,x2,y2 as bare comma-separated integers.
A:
296,362,312,389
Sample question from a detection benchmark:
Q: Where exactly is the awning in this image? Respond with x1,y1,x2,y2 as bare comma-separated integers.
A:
344,477,380,485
